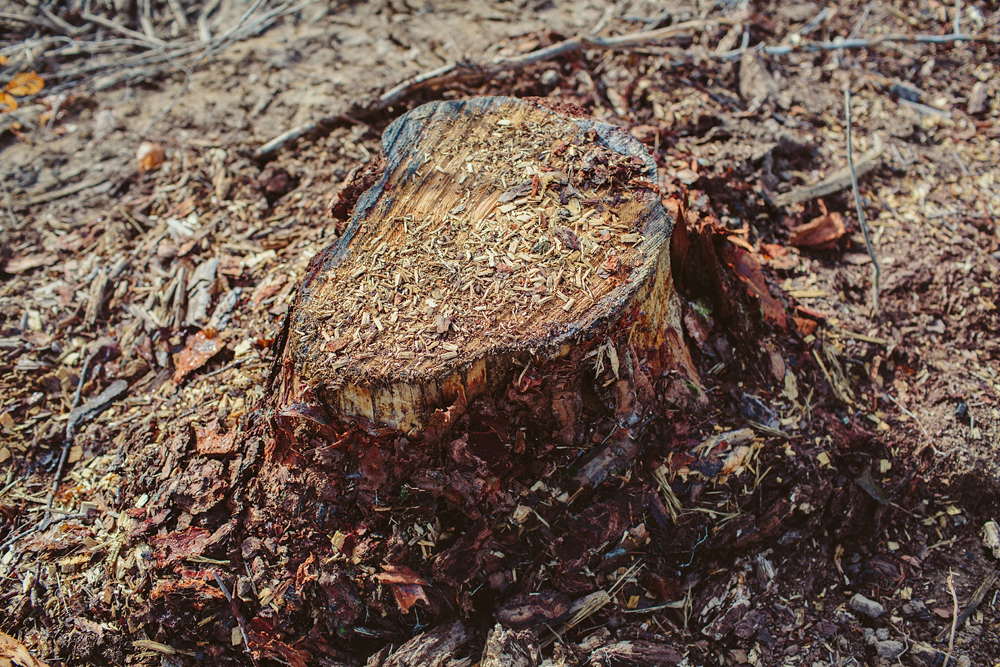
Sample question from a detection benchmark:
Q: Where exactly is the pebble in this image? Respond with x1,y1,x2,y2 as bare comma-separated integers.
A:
849,593,885,618
877,640,906,659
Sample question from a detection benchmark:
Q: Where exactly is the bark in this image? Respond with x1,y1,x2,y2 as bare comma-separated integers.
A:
365,621,470,667
481,624,541,667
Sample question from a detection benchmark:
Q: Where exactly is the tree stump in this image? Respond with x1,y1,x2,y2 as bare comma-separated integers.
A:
273,96,696,442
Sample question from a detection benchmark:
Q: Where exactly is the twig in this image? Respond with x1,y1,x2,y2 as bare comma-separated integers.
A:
849,0,878,39
213,571,259,667
943,571,958,667
142,0,315,133
845,87,881,312
936,571,999,642
43,349,97,524
252,16,735,158
81,11,166,46
759,31,998,55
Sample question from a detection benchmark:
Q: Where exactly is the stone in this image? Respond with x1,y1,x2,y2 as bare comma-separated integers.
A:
876,640,905,660
849,593,885,619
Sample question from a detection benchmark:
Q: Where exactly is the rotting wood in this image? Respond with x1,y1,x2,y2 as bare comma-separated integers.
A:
365,620,471,667
481,624,541,667
274,96,697,438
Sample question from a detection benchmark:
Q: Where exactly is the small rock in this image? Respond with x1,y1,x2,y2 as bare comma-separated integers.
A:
967,82,989,116
254,164,296,204
540,69,559,86
877,640,905,659
850,593,885,619
875,628,890,641
863,628,876,646
908,642,945,666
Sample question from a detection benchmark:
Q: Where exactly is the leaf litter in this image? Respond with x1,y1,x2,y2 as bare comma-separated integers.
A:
1,1,999,666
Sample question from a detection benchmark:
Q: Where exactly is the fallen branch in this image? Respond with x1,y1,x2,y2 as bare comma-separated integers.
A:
769,134,884,208
254,19,996,159
252,17,734,158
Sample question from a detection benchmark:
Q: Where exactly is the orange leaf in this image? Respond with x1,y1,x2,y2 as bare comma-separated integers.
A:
789,200,847,249
6,71,44,96
0,56,7,65
0,92,17,113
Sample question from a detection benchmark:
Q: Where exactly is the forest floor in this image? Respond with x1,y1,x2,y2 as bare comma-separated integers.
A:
1,1,999,666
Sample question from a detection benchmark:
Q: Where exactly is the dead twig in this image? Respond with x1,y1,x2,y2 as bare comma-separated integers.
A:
935,571,999,643
845,87,881,312
213,571,259,667
770,135,883,207
943,571,958,667
81,11,167,47
757,31,999,57
253,17,734,158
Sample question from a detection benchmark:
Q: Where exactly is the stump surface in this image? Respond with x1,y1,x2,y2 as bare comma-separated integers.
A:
279,97,689,433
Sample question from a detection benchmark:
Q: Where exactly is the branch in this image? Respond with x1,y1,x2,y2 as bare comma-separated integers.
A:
252,17,733,159
253,21,998,159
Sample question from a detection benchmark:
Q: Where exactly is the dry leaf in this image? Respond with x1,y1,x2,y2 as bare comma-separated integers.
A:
793,316,818,336
789,200,847,249
5,71,44,97
172,329,224,382
0,92,17,113
0,631,50,667
137,142,166,172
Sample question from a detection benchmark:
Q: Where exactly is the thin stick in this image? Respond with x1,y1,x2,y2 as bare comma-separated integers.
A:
255,23,997,158
44,350,97,522
213,571,259,667
849,0,877,39
81,11,166,46
252,17,733,158
844,87,881,312
943,570,958,667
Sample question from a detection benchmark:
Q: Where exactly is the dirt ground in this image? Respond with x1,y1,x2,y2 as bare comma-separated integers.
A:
2,0,1000,665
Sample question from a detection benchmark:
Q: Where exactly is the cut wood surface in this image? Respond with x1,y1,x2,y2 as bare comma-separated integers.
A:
365,620,470,667
276,96,695,435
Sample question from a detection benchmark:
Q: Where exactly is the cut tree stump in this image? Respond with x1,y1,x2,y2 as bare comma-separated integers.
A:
274,96,697,442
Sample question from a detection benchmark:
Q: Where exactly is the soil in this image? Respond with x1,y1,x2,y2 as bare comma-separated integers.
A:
2,1,999,666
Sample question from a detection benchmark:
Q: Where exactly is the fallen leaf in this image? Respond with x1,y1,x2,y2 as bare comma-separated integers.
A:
0,92,17,113
0,631,50,667
6,71,44,96
722,244,787,327
137,142,165,172
793,317,818,336
376,565,431,614
388,583,431,615
789,200,847,249
172,329,224,382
